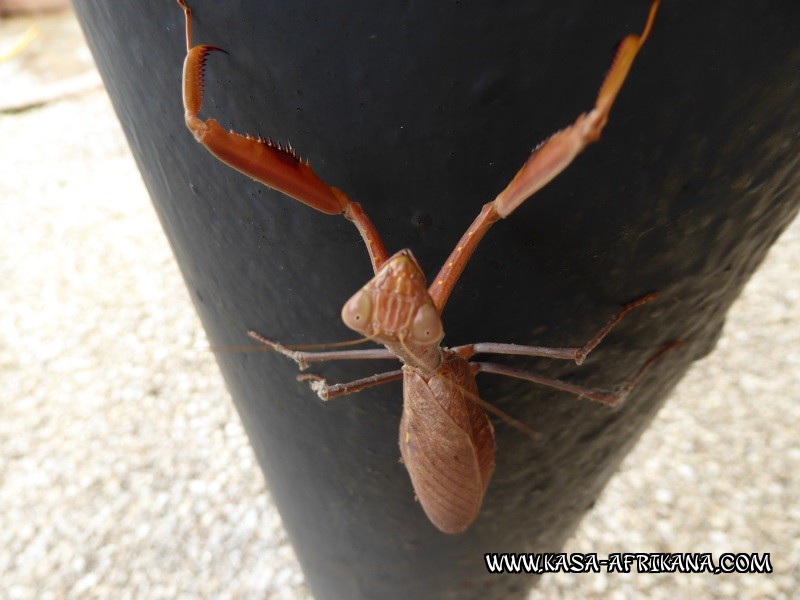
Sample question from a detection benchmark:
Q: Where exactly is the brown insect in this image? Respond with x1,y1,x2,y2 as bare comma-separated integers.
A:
177,0,677,533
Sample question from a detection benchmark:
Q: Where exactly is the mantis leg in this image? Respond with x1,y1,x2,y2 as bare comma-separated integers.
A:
297,371,404,400
429,1,660,311
247,330,401,398
175,0,388,272
453,292,659,365
247,331,397,370
474,340,682,407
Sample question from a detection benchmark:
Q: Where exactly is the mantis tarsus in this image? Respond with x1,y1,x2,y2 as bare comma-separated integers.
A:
176,0,680,533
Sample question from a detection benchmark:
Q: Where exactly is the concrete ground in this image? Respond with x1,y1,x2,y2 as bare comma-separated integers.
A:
1,8,797,600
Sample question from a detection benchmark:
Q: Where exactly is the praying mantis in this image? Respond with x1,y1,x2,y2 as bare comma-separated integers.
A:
176,0,680,533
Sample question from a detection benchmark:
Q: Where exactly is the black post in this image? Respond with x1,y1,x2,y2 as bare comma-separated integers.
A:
73,1,800,598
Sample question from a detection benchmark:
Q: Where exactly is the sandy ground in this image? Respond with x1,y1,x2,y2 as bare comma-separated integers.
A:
1,8,798,600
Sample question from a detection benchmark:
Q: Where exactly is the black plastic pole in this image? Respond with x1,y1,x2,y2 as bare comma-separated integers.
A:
73,1,799,598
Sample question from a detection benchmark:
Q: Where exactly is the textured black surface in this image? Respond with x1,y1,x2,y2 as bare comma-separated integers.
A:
73,1,799,598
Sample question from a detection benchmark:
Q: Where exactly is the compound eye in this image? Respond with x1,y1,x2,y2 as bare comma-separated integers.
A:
411,303,443,344
341,290,372,333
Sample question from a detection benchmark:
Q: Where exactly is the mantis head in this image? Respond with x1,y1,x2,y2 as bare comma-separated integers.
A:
341,250,444,352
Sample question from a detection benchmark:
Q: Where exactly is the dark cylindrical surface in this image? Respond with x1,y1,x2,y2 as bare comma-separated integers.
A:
73,1,799,598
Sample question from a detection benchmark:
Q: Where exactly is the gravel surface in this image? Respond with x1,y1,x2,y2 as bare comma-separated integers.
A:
1,9,798,600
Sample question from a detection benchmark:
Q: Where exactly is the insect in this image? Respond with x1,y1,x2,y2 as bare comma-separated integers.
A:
176,0,678,533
